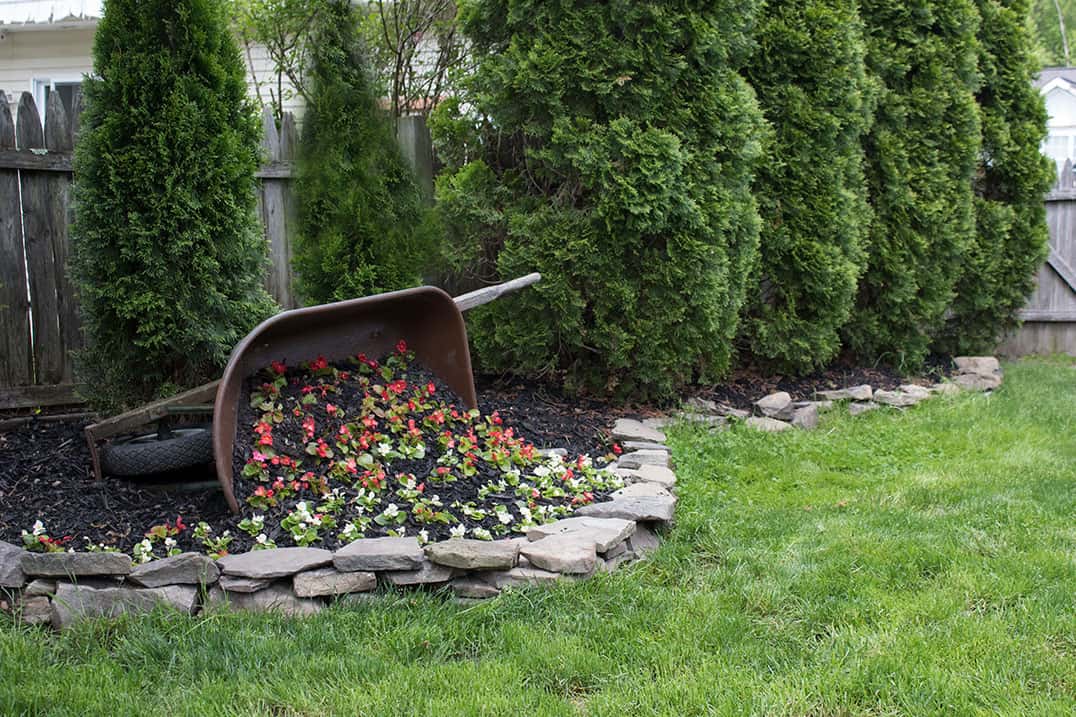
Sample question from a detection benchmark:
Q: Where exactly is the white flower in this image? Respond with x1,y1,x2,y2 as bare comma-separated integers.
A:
377,442,392,456
450,524,466,539
497,509,513,525
32,520,45,536
256,534,269,545
251,514,265,529
383,503,400,519
418,529,429,544
533,465,551,478
164,537,177,550
472,527,492,541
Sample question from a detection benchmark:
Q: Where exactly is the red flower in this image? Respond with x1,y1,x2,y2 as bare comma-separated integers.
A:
612,443,623,455
426,382,436,396
270,360,287,375
326,403,338,416
254,421,273,435
258,433,273,447
310,356,329,371
175,515,187,532
396,339,408,353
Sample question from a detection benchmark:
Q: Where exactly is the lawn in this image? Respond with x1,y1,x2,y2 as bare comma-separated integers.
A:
2,358,1073,716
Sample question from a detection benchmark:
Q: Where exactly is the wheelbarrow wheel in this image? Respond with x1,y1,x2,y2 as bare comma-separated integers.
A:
100,426,214,477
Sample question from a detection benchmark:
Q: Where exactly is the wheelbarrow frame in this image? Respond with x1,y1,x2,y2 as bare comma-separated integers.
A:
84,273,541,513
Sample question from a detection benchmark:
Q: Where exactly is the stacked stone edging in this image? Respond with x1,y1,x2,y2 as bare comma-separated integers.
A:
0,418,679,630
678,356,1003,433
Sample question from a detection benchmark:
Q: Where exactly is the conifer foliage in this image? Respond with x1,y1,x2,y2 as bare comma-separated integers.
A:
741,0,873,373
939,0,1056,353
71,0,274,411
846,0,983,365
292,0,430,304
435,0,766,399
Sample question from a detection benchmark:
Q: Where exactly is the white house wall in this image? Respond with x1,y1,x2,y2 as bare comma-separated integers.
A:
1,25,302,133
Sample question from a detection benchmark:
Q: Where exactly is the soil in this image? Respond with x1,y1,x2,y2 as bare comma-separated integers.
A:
0,359,955,556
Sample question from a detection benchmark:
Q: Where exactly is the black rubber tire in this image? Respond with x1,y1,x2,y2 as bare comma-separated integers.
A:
100,427,214,477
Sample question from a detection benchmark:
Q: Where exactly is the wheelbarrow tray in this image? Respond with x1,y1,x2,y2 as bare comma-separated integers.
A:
214,285,478,512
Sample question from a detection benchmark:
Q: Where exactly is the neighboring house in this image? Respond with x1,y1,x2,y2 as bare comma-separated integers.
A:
1037,67,1076,182
0,0,300,127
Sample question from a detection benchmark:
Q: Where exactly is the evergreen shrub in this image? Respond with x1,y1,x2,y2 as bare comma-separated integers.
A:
434,0,766,400
292,0,431,304
740,0,873,373
71,0,274,411
845,0,982,365
938,0,1055,353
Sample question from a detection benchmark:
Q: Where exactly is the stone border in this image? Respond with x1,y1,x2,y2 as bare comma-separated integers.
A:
676,356,1003,433
1,426,679,630
0,356,1001,630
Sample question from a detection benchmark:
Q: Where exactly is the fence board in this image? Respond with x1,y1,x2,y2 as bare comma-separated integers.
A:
17,92,68,386
260,107,296,309
44,91,82,382
0,91,32,387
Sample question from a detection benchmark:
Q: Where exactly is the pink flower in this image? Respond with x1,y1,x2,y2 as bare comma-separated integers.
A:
252,450,267,463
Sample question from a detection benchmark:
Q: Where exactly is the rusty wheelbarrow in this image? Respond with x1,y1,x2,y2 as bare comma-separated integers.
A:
85,274,541,513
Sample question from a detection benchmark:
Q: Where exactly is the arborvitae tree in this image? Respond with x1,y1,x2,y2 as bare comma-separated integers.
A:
846,0,982,365
740,0,873,373
71,0,274,411
292,0,430,303
938,0,1055,353
434,0,766,400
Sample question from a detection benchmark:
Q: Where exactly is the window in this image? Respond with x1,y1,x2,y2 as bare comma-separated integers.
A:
32,78,82,121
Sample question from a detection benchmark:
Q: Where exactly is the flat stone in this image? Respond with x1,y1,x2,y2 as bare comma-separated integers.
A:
899,384,933,400
19,596,52,626
0,541,26,587
24,579,56,597
483,566,563,590
21,551,132,578
746,416,792,433
601,553,635,572
953,373,1002,391
50,582,197,629
620,464,676,488
849,401,880,416
128,552,219,588
536,447,568,458
678,413,730,429
613,482,672,498
641,417,671,430
817,385,873,401
450,577,500,599
621,440,669,452
791,404,819,430
575,495,676,523
217,547,332,579
520,534,598,574
931,382,961,396
206,583,322,616
756,391,794,420
611,418,666,444
616,450,671,470
384,560,457,586
334,536,424,572
293,567,375,597
602,541,628,559
626,524,661,557
719,405,751,419
954,356,1001,377
526,517,635,552
219,575,272,593
873,389,920,407
794,400,833,411
684,397,718,413
425,539,519,570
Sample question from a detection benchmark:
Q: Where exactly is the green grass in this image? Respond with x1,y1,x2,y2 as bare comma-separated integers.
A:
2,358,1074,716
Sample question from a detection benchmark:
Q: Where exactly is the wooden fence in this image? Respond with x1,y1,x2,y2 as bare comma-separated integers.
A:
999,159,1076,356
0,91,302,409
